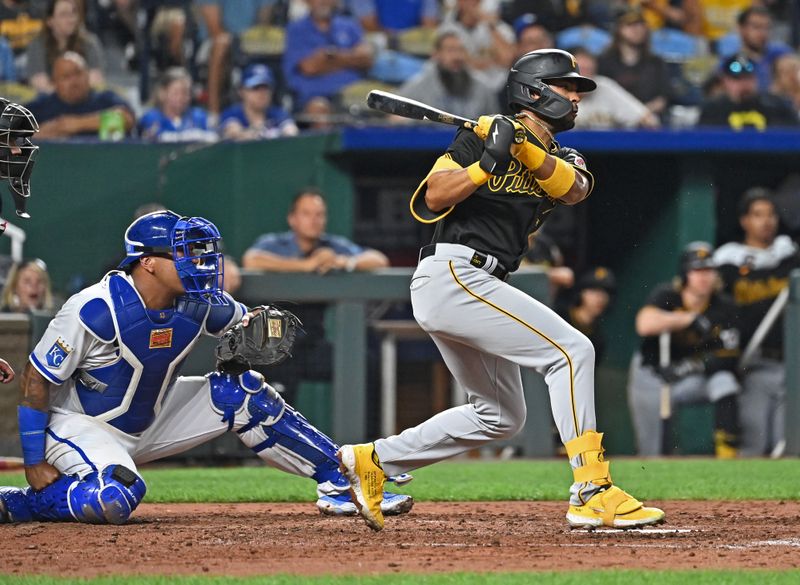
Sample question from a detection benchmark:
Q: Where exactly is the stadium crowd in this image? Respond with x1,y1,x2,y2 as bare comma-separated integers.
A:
0,0,796,140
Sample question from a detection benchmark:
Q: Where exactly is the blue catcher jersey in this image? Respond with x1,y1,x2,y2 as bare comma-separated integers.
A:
30,271,246,434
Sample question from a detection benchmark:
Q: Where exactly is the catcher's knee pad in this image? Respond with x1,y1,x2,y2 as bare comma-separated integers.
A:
209,370,284,430
67,465,146,524
18,465,146,524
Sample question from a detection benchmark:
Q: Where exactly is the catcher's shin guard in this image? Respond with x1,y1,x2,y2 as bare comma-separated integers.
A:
209,370,342,484
0,465,145,524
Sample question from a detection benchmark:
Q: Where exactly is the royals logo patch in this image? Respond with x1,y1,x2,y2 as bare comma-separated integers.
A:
46,337,73,368
149,328,173,349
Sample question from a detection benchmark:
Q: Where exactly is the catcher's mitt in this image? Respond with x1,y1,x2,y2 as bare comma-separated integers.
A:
215,306,302,375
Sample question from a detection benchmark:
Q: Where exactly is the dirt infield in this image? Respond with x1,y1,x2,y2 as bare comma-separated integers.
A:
2,501,799,577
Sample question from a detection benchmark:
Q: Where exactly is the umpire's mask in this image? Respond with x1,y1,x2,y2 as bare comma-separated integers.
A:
0,98,39,224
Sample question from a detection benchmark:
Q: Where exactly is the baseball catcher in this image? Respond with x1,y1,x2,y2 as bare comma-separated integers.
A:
0,97,39,233
0,210,412,524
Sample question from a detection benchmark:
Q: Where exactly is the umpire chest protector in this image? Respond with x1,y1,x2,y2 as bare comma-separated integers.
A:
75,272,209,434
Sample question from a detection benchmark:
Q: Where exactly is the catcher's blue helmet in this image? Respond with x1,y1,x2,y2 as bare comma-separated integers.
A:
119,210,226,305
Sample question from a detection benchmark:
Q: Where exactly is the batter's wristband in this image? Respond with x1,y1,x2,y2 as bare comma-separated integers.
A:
18,405,48,466
516,141,547,170
466,162,490,185
537,157,576,199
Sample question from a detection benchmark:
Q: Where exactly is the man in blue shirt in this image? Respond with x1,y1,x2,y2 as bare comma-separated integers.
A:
242,187,388,403
283,0,373,109
349,0,439,32
717,6,792,92
26,52,134,139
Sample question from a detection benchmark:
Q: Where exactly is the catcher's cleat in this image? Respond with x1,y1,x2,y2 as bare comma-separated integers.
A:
337,443,386,531
0,487,31,523
316,491,414,517
566,486,665,529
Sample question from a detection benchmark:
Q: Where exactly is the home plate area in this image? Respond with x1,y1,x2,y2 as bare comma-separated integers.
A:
2,501,799,577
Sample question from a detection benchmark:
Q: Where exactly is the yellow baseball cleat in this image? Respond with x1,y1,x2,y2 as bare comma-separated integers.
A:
337,443,386,531
566,486,666,529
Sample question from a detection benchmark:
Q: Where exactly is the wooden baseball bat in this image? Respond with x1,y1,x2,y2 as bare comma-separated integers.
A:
738,286,789,371
659,331,673,456
367,90,525,143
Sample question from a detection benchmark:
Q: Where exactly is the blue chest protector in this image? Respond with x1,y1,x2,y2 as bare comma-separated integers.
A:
76,274,209,434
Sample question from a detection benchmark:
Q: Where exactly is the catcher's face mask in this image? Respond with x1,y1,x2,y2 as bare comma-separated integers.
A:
171,216,227,306
0,98,39,226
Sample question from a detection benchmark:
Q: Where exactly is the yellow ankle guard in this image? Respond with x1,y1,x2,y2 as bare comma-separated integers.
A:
565,430,612,486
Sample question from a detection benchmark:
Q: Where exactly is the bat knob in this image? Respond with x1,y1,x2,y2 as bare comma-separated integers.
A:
513,129,525,144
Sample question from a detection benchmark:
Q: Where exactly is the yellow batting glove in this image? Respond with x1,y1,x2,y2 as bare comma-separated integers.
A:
474,115,526,142
473,115,497,140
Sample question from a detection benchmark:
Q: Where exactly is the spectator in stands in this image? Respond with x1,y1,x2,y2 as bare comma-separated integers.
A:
696,0,751,43
242,187,389,402
350,0,439,33
502,0,607,32
139,67,217,142
25,52,135,139
571,45,660,129
220,63,298,140
713,188,798,457
557,267,616,363
632,0,703,35
771,52,800,112
0,36,16,80
25,0,104,93
438,0,514,91
0,258,54,313
196,0,275,119
628,242,741,458
0,0,44,57
296,95,335,131
697,54,799,130
512,13,554,59
283,0,373,110
717,6,792,92
398,30,498,121
597,7,671,122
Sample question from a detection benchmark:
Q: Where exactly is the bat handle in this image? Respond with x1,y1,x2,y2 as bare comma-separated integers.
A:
464,121,526,144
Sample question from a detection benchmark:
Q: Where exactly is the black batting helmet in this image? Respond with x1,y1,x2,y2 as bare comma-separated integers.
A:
577,266,617,296
679,241,716,278
506,49,596,121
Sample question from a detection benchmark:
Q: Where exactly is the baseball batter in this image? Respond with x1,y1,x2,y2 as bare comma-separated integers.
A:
0,210,412,523
339,49,665,531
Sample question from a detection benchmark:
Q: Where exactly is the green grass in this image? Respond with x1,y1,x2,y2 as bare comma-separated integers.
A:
1,459,799,502
1,572,799,585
